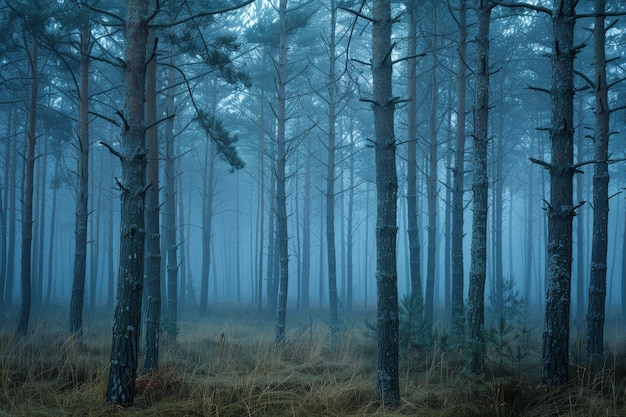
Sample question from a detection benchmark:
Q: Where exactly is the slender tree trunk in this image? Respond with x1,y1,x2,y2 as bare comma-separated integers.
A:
425,24,438,336
301,157,311,312
575,97,585,323
451,0,467,341
105,0,148,404
586,0,609,371
0,108,13,308
164,60,178,324
274,0,290,345
467,0,492,377
406,0,422,311
45,152,59,306
256,90,266,313
143,18,161,371
199,143,216,315
326,0,339,334
17,38,38,337
267,174,277,315
346,135,355,313
33,138,47,310
372,0,399,406
107,182,115,310
541,0,577,387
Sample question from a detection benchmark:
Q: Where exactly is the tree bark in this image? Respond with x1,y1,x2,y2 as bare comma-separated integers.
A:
274,0,289,345
105,0,148,405
586,0,609,372
143,18,161,371
406,0,423,313
164,57,178,325
451,0,468,342
541,0,576,387
326,0,339,335
467,0,492,377
199,142,216,315
17,38,38,337
372,0,399,406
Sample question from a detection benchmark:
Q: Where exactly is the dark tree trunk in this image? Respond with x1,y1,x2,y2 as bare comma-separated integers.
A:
274,0,289,345
301,157,311,312
467,0,492,377
541,0,577,387
406,0,422,311
425,26,438,337
372,0,399,406
575,96,585,323
143,19,161,371
105,0,148,405
451,0,468,342
586,0,609,372
164,60,178,324
17,39,38,337
45,155,59,307
346,137,355,314
199,143,216,316
326,0,339,334
256,93,265,313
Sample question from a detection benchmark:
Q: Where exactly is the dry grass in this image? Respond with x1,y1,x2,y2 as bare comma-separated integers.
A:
0,306,625,416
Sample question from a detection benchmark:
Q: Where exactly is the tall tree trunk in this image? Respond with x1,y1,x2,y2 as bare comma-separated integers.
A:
164,60,179,324
425,20,438,337
274,0,290,345
0,108,13,308
372,0,399,406
301,157,311,312
467,0,492,377
406,0,422,311
575,97,585,323
346,133,355,313
451,0,467,342
541,0,577,387
45,151,59,306
267,174,277,315
326,0,339,334
33,137,47,310
256,93,265,313
105,0,148,405
17,38,38,337
586,0,609,371
143,18,161,371
199,143,216,315
107,181,115,310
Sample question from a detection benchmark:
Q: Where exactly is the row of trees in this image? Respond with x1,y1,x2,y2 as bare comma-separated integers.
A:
1,0,626,407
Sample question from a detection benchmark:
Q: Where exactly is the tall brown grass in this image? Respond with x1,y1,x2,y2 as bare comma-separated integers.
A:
0,306,625,416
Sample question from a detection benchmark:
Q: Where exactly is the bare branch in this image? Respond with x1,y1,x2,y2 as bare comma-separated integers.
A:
529,157,552,170
150,0,254,29
100,141,124,161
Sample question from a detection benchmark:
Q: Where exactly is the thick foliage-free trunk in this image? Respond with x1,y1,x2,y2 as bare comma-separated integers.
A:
372,0,399,406
467,0,492,376
451,0,467,341
406,0,422,313
105,0,148,405
301,158,311,311
586,0,609,371
70,21,90,339
143,20,161,371
17,39,38,337
541,0,576,387
274,0,289,345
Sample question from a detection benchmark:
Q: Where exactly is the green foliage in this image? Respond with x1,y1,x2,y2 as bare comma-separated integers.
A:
194,111,245,171
485,276,529,377
398,294,431,352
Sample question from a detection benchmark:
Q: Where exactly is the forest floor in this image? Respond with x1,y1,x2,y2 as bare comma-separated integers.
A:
0,304,625,416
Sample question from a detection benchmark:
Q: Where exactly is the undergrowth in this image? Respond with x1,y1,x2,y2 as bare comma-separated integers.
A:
0,306,624,416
